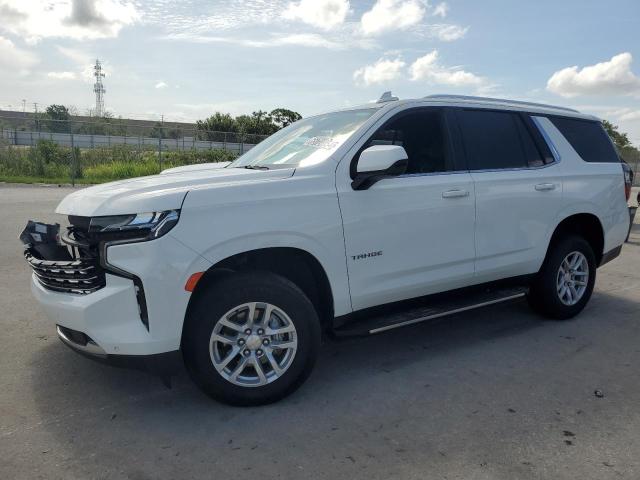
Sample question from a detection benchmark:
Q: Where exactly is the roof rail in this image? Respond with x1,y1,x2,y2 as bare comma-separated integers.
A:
424,94,579,113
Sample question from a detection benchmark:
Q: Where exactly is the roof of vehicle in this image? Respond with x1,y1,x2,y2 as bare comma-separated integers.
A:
337,94,599,121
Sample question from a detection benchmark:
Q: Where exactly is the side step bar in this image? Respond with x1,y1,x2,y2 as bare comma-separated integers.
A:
333,286,528,337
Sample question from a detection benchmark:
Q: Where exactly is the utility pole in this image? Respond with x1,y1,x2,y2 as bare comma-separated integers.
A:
33,102,39,131
22,99,26,113
158,114,164,170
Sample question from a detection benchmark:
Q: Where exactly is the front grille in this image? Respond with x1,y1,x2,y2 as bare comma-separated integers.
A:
25,250,106,294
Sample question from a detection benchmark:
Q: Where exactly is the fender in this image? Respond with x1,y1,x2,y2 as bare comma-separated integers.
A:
176,231,351,317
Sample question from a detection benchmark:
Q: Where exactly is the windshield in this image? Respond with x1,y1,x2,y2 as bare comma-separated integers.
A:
229,108,378,169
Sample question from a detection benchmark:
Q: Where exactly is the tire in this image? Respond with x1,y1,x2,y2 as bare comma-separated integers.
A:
527,235,597,320
183,271,321,406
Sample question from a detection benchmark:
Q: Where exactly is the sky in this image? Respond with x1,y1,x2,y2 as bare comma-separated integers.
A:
0,0,639,145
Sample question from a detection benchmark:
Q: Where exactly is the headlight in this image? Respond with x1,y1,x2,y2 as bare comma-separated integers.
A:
89,210,180,240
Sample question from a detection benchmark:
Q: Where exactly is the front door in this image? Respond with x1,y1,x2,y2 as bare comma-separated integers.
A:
337,107,477,311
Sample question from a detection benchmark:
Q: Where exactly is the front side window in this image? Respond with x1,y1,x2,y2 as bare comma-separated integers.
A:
358,109,452,175
456,109,543,170
229,108,378,169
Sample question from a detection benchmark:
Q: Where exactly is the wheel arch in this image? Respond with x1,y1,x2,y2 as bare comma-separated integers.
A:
546,213,605,266
183,247,335,340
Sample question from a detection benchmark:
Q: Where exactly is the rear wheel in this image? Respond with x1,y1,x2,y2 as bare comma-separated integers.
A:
183,271,321,406
527,235,596,320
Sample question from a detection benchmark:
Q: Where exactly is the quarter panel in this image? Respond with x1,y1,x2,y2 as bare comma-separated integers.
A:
535,117,629,254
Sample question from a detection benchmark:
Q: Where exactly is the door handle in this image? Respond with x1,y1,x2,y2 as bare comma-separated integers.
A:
535,183,556,191
442,189,469,198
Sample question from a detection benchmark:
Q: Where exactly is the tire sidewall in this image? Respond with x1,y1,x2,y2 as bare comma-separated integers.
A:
183,272,321,406
533,235,597,319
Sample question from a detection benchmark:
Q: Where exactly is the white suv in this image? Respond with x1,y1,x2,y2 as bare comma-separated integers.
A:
22,94,631,405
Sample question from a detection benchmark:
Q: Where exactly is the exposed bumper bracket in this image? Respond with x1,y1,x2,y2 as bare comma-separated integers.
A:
57,325,106,356
56,325,182,376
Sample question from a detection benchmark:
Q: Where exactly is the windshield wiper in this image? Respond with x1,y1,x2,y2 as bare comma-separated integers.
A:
242,165,270,170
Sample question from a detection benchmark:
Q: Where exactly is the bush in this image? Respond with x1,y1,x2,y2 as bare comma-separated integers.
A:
0,141,237,183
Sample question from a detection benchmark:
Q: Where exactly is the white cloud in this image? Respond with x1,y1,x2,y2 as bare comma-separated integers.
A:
619,110,640,122
0,0,139,43
353,57,406,86
432,2,448,17
47,71,77,80
155,81,168,89
56,45,92,64
0,35,37,75
360,0,425,35
165,31,374,50
171,101,258,120
427,24,467,41
547,52,640,97
409,50,484,86
249,33,344,49
283,0,350,30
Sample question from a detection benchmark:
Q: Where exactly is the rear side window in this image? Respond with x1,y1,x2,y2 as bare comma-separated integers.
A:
456,109,543,170
549,117,619,163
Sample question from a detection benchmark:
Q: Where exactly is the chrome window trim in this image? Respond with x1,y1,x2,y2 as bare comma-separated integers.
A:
466,162,560,174
531,115,562,163
396,170,470,179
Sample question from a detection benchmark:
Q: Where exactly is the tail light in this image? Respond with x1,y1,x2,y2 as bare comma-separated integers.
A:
622,162,632,201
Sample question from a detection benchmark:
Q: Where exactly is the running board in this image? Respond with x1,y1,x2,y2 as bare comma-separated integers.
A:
333,286,528,337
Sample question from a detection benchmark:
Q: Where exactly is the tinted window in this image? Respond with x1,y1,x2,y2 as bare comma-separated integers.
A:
456,110,543,170
362,109,452,174
516,116,545,167
549,117,619,163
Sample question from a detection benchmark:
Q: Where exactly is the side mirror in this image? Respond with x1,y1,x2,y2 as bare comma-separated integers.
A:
352,145,408,190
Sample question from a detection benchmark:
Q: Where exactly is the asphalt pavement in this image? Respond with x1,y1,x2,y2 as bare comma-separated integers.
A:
1,183,639,480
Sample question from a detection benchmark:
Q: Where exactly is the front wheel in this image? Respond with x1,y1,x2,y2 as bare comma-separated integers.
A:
183,272,321,406
527,235,597,320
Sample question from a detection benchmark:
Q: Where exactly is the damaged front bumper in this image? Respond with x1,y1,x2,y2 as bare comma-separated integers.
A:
55,324,182,376
20,220,203,374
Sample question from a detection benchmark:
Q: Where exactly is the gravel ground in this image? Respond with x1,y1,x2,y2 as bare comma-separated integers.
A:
1,184,639,480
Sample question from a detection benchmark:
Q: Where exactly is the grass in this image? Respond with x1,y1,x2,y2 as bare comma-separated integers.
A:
0,140,238,184
0,175,97,185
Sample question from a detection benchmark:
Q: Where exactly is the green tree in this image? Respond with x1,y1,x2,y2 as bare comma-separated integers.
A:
602,120,632,151
197,112,238,133
195,108,302,143
604,120,640,183
149,122,183,139
196,112,238,141
270,108,302,128
45,104,71,133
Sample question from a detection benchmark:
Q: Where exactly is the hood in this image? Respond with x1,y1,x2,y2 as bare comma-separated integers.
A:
56,166,294,217
160,161,231,174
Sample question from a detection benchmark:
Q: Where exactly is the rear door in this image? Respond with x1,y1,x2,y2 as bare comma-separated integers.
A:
453,108,563,281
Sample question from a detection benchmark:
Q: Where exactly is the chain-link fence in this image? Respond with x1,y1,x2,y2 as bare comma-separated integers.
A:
1,114,639,186
0,116,270,184
0,116,269,152
621,148,640,186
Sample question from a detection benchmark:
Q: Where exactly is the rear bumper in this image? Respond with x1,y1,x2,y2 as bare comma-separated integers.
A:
56,324,182,375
